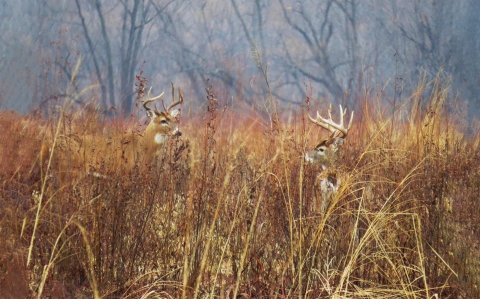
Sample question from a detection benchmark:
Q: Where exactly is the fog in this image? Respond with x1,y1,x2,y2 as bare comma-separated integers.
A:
0,0,479,117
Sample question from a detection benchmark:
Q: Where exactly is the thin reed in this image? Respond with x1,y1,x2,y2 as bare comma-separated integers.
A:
0,76,479,298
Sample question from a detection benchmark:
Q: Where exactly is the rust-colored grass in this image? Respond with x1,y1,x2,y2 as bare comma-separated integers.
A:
1,78,479,298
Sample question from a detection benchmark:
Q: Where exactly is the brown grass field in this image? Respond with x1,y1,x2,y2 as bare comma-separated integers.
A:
1,76,480,298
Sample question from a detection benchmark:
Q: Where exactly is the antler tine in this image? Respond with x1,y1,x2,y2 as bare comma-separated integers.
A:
166,86,184,111
142,87,164,109
347,110,354,131
308,104,354,139
148,87,165,102
161,98,167,111
171,82,175,107
339,105,345,129
340,105,354,132
309,112,330,131
328,104,333,123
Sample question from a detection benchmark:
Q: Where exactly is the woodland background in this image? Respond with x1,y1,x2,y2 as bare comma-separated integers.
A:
0,0,479,117
1,1,480,298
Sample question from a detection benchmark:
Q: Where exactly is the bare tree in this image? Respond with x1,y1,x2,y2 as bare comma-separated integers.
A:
2,0,480,116
278,0,360,105
149,0,263,104
380,0,480,114
73,0,175,113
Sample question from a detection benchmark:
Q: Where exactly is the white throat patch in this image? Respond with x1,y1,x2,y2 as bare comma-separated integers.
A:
154,133,166,144
305,153,314,163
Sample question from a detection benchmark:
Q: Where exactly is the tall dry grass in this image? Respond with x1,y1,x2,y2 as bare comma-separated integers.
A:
0,76,479,298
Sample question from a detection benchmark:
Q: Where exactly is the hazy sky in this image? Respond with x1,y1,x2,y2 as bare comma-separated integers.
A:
1,0,479,117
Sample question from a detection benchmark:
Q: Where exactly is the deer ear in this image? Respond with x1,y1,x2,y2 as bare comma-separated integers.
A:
334,138,345,146
170,109,180,118
330,138,344,152
332,138,344,147
146,110,157,120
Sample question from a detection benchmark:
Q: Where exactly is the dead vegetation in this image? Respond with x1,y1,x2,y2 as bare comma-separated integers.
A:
1,77,479,298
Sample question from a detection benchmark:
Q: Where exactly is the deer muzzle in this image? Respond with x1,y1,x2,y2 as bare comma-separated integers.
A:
171,127,182,137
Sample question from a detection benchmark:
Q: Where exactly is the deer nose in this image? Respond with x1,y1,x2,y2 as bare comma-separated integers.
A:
170,127,182,136
305,152,315,163
172,128,182,136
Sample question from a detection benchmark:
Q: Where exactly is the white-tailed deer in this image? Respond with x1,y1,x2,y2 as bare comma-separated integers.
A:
306,104,353,214
40,85,183,182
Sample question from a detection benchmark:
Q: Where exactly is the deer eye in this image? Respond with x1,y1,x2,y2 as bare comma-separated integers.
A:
160,119,168,125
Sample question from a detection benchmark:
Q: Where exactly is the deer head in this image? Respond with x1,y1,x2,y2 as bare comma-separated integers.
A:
305,104,353,169
39,84,184,184
141,84,183,147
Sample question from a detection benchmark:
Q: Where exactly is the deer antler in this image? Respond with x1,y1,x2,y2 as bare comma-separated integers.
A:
142,87,164,113
309,104,354,140
165,83,184,111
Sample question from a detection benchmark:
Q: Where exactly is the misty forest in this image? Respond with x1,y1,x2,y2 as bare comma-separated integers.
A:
1,0,480,298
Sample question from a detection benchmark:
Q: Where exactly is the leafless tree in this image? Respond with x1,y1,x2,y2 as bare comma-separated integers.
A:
1,0,479,115
277,0,361,106
72,0,176,113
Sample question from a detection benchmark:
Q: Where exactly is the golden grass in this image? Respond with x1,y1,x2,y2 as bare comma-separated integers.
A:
0,77,479,298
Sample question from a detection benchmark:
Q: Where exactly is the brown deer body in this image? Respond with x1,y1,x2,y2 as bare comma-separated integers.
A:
41,86,183,181
306,104,353,214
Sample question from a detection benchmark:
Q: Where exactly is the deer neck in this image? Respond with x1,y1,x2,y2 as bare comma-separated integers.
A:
141,127,167,148
154,133,167,145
